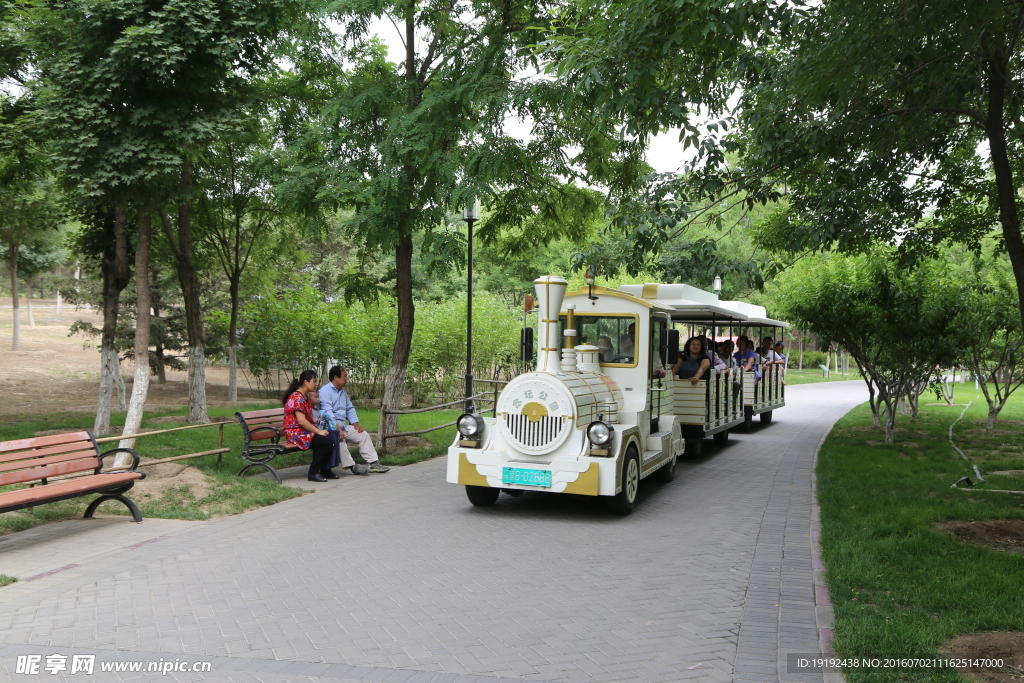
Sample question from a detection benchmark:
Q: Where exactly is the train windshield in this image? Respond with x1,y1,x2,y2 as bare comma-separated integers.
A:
559,314,639,367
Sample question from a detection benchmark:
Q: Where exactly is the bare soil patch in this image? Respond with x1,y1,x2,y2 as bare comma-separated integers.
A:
0,301,270,417
384,435,434,453
940,632,1024,683
933,520,1024,555
133,461,214,502
991,470,1024,478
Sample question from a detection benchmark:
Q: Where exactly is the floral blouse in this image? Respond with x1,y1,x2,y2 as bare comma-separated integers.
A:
283,391,314,450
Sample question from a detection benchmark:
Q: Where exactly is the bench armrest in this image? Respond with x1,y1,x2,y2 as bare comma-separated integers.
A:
97,447,141,473
245,425,282,445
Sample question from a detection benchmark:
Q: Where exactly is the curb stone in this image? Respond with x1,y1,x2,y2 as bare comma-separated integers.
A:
811,425,845,683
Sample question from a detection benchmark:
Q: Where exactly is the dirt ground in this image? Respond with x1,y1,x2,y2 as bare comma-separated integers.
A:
941,632,1024,683
933,519,1024,556
0,300,435,460
0,299,269,416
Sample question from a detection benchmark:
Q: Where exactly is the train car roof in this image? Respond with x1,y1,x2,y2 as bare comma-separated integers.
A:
616,284,790,328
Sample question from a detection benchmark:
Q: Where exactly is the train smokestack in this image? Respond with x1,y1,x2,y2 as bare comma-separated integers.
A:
533,275,568,374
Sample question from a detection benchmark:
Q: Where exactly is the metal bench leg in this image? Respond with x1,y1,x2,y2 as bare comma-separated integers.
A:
85,494,143,523
238,463,282,484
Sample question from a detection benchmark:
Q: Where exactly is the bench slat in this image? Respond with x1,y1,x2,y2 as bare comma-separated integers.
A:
0,448,99,474
0,458,99,487
0,440,99,464
242,415,285,425
237,408,285,419
0,472,142,509
0,431,93,455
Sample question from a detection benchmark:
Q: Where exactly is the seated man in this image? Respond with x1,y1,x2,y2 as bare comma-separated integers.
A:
319,365,390,474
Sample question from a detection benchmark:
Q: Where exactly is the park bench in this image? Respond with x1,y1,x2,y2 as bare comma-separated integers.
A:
0,431,146,522
235,408,295,484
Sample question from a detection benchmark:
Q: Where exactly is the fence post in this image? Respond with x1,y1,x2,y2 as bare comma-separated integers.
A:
217,422,225,468
492,384,499,417
379,406,389,454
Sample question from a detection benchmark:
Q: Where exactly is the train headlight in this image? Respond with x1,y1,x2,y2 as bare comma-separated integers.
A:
457,413,485,438
587,421,614,446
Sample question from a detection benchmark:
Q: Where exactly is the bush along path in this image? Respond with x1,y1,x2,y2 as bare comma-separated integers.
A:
817,386,1024,683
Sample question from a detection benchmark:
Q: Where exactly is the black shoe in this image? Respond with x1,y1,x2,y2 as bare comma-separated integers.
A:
320,469,340,479
307,473,327,482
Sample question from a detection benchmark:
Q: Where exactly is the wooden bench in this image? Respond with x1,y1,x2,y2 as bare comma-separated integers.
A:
0,431,147,522
236,408,297,484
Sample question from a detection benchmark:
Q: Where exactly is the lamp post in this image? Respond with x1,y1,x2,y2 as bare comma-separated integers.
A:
463,198,480,412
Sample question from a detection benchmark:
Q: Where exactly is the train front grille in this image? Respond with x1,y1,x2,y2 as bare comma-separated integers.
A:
504,414,566,451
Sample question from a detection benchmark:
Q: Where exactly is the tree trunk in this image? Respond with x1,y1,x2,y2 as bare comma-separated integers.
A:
25,280,34,326
984,50,1024,335
986,404,1002,432
7,224,20,351
881,394,895,444
121,210,152,451
160,160,209,424
115,362,127,411
798,336,804,370
863,377,881,429
94,207,130,436
377,232,415,449
228,275,239,402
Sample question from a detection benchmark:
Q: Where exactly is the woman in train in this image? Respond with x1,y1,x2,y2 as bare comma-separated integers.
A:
673,336,711,385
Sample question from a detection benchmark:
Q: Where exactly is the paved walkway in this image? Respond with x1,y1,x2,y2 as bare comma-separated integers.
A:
0,381,867,683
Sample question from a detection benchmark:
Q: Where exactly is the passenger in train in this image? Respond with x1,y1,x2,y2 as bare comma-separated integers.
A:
720,339,736,367
774,342,787,366
699,335,727,370
735,338,758,372
774,342,788,385
760,337,782,364
673,336,711,384
597,335,615,363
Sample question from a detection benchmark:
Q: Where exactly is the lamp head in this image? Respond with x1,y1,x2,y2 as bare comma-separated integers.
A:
463,197,480,221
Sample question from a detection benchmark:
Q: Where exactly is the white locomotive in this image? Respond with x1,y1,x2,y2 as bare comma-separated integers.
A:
447,275,788,513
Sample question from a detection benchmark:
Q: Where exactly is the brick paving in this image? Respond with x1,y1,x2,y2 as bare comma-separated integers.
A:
0,381,866,682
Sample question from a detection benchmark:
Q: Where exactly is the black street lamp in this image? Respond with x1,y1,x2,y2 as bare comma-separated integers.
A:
463,198,479,413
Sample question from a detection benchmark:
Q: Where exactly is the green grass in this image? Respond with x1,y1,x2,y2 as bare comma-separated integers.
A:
0,402,460,536
0,574,16,588
785,368,864,385
819,386,1024,682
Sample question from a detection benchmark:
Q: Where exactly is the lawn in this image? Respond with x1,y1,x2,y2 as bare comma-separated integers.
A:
0,403,460,537
785,367,864,385
818,386,1024,682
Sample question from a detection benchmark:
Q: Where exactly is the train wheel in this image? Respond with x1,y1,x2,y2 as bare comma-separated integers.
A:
608,447,640,515
466,485,499,506
743,411,753,432
760,410,773,424
713,430,730,445
684,438,703,459
652,452,677,482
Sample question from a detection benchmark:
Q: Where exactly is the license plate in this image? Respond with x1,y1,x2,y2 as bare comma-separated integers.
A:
502,467,552,488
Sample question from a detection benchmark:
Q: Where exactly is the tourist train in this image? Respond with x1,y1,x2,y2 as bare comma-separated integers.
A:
447,275,788,514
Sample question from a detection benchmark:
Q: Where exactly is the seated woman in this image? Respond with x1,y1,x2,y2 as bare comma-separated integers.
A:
282,370,336,482
673,336,711,385
597,335,615,363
